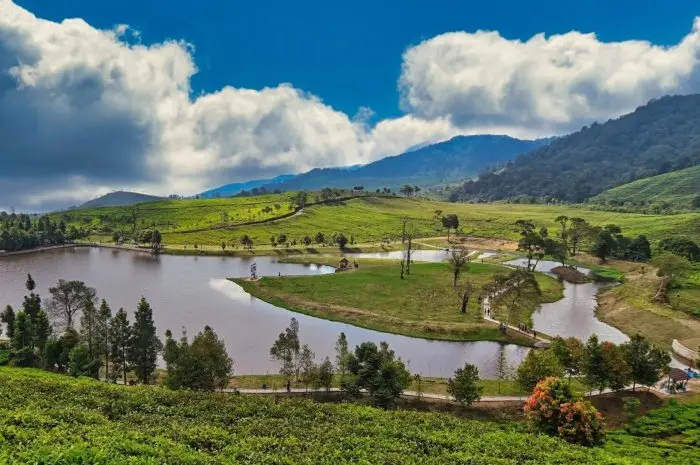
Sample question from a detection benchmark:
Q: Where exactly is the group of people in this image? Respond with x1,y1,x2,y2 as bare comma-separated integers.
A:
518,322,537,338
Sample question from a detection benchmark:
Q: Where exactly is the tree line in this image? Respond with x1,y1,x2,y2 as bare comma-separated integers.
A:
0,213,87,252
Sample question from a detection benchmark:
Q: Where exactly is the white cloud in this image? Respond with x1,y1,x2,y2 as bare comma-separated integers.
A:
2,0,700,211
399,21,700,134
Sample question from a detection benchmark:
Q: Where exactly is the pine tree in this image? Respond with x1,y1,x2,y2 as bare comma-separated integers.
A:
128,298,161,384
80,298,99,359
97,300,113,381
110,308,131,384
335,332,350,387
33,310,51,359
1,305,15,340
11,311,34,367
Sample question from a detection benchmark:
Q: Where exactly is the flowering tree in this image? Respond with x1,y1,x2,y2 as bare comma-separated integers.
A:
524,377,606,446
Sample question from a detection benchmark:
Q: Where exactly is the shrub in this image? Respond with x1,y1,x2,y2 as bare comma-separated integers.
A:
524,377,606,446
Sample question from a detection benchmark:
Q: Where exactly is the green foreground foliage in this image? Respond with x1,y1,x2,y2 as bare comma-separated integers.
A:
1,367,698,464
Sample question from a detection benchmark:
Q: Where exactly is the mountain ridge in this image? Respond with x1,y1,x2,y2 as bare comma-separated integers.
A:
450,94,700,203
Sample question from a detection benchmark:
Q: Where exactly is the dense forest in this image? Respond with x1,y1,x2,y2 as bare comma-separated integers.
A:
0,213,84,252
450,95,700,203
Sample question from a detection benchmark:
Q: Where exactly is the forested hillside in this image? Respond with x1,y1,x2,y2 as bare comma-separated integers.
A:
451,95,700,203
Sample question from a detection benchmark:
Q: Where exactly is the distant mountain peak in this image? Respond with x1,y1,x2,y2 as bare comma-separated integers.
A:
79,191,163,209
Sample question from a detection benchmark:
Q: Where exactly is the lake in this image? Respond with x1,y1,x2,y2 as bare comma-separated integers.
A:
0,247,528,377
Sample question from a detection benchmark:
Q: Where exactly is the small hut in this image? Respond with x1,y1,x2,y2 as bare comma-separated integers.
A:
337,257,350,271
666,368,691,393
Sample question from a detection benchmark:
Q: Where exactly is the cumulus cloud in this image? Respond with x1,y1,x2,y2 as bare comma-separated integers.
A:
2,0,700,211
399,22,700,134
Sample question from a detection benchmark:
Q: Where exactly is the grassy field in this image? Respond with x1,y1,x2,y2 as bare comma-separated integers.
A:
55,195,700,248
1,367,698,464
230,373,585,397
591,165,700,211
234,259,563,344
586,257,700,350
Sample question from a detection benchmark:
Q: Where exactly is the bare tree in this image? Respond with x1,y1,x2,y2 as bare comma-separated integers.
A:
400,218,416,277
455,280,474,314
46,280,97,330
449,248,470,288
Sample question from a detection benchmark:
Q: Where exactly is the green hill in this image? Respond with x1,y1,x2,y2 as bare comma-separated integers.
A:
53,194,700,247
79,191,164,209
1,367,698,464
591,165,700,211
451,94,700,203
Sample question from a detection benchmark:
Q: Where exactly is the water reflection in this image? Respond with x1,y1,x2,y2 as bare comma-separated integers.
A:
0,247,527,377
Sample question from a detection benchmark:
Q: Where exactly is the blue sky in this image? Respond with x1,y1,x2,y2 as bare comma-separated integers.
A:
15,0,700,121
4,0,700,210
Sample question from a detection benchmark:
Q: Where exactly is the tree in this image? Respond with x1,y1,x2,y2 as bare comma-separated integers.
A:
10,311,34,367
620,334,671,391
455,280,474,314
164,326,233,391
335,332,350,389
270,317,301,382
567,218,591,256
582,335,607,394
240,235,253,249
399,184,414,197
151,230,162,253
130,205,139,237
1,305,15,340
80,298,100,360
26,273,36,292
600,342,631,391
447,363,483,405
97,300,112,381
314,357,334,392
299,344,316,391
495,346,514,394
110,308,131,384
44,328,79,373
277,233,288,246
516,220,546,271
314,232,325,245
441,214,459,241
692,195,700,210
658,237,700,262
47,280,96,330
652,252,691,280
550,337,584,385
449,248,470,288
221,242,227,252
129,298,161,384
302,235,312,246
345,341,411,408
591,228,616,263
32,310,51,361
627,235,652,261
68,344,100,378
524,377,606,446
335,233,348,249
517,348,563,393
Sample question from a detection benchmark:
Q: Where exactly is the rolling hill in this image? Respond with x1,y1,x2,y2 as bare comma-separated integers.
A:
591,165,700,210
222,135,548,194
78,191,164,209
451,94,700,203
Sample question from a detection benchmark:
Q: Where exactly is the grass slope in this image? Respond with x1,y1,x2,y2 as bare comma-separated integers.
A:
55,195,700,248
1,368,698,464
162,197,700,247
592,165,700,210
234,260,562,344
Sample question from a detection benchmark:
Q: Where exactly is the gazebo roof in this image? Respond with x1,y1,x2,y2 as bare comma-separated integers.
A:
668,368,691,382
339,257,350,263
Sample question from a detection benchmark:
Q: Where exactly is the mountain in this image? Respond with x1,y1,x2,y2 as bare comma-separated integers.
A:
591,164,700,211
200,174,295,198
256,135,549,192
450,95,700,203
79,191,163,209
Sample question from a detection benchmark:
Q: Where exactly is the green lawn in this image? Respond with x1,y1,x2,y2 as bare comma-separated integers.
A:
234,260,562,344
1,367,698,464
